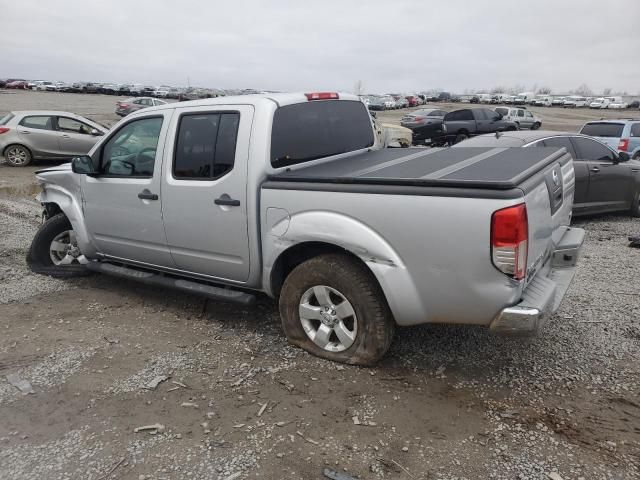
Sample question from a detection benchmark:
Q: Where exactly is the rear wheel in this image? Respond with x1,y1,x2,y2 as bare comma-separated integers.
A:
531,122,541,130
27,213,90,278
454,132,468,144
4,145,32,167
279,253,395,365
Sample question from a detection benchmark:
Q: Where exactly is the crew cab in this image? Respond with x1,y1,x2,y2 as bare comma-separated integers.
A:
28,93,584,365
442,108,518,144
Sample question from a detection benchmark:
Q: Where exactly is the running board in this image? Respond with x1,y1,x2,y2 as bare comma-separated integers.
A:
86,261,256,306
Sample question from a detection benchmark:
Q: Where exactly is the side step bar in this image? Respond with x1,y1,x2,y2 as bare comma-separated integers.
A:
86,261,256,306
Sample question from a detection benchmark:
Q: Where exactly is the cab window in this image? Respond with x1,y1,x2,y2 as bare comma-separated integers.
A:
100,117,163,177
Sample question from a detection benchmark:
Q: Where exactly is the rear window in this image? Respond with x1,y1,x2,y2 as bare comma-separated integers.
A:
271,100,374,168
630,123,640,137
495,108,509,116
580,122,624,138
0,113,14,125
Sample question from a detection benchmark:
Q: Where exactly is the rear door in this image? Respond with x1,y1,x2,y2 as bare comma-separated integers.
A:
55,116,100,156
570,136,632,213
16,115,60,157
161,105,253,282
541,137,589,211
82,113,174,266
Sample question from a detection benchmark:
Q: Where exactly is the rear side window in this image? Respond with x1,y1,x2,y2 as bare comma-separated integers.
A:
271,100,374,168
495,107,509,116
542,137,577,159
580,122,624,138
174,112,240,179
630,124,640,137
0,113,14,125
19,116,53,130
444,110,473,121
430,110,446,116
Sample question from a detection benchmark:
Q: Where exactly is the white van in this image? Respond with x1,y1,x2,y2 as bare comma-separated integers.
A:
589,97,611,109
477,93,493,104
514,92,535,105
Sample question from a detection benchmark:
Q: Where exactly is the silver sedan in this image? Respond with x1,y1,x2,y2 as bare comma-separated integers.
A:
0,111,107,166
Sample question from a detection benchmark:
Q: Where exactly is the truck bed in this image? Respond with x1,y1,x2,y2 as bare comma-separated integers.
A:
266,146,570,195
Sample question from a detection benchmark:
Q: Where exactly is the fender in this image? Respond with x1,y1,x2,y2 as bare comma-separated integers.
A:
263,210,427,326
36,175,98,258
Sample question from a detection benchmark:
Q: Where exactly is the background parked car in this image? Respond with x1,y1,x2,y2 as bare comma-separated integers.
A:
394,96,408,109
6,80,29,89
580,120,640,159
494,106,542,130
589,97,611,109
563,96,588,107
442,108,517,144
115,97,167,117
382,96,396,110
551,96,566,106
400,108,447,145
0,111,107,166
453,130,640,217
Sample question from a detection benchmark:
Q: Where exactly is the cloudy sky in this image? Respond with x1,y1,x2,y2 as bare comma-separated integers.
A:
3,0,639,94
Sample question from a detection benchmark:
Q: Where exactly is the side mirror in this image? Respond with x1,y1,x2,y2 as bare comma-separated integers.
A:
370,111,377,118
617,151,630,163
71,155,99,175
90,128,103,136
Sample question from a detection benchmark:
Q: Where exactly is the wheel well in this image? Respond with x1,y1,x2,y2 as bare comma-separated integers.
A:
270,241,371,297
43,202,63,219
3,143,32,156
457,129,469,136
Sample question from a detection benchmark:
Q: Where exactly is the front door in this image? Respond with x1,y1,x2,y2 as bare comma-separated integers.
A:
55,116,100,156
571,137,632,213
82,112,175,267
161,105,253,282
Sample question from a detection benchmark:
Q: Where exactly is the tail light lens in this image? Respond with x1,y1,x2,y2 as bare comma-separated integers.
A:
413,116,425,121
491,203,528,280
618,139,629,152
0,127,9,134
118,103,129,108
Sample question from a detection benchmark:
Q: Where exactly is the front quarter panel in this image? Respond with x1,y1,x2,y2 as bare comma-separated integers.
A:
35,168,97,258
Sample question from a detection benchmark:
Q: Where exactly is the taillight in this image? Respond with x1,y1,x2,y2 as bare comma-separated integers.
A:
413,116,425,121
0,127,9,134
305,92,339,101
618,138,629,152
491,203,528,281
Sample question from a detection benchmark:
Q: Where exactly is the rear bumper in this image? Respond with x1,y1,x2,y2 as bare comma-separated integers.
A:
490,227,585,335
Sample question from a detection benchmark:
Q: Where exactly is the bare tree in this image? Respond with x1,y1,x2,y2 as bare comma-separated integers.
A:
353,80,365,96
573,84,592,96
603,87,612,96
490,86,506,94
537,86,552,95
509,84,525,95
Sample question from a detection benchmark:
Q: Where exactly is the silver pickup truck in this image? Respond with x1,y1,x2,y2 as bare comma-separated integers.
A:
28,92,584,365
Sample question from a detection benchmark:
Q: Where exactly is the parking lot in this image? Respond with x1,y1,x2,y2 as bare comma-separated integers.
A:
1,90,639,480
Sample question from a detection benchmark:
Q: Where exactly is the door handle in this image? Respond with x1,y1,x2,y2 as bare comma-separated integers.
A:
18,130,30,134
214,195,240,206
61,134,71,138
138,189,159,200
590,167,600,173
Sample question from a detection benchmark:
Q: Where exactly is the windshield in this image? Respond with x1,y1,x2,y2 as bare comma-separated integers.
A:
580,123,625,138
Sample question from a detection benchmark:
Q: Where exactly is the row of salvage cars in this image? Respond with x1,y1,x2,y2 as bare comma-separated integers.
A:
1,105,639,218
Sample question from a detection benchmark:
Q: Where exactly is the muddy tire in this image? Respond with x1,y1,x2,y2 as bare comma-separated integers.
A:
27,213,90,278
279,253,395,365
4,144,32,167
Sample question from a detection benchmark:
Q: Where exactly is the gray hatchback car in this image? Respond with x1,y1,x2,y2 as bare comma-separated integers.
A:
0,111,107,166
454,130,640,217
115,97,167,117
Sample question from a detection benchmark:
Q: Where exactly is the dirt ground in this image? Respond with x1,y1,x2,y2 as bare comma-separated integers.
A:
0,90,639,480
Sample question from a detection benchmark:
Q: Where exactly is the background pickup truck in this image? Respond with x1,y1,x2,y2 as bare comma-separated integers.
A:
442,107,518,144
28,92,584,365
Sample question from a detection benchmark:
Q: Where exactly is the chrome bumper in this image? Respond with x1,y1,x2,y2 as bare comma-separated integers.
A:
490,227,585,335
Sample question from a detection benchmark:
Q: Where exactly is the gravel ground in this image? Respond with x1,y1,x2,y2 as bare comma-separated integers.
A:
0,90,639,479
0,197,638,480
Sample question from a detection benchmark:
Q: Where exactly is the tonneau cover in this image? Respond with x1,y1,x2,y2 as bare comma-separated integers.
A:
268,146,569,190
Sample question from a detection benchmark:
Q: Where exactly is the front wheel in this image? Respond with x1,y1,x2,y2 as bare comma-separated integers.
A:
454,133,469,144
531,122,541,130
279,253,395,365
27,213,90,278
